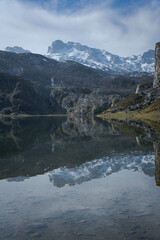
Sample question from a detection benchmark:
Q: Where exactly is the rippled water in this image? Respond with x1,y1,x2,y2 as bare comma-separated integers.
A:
0,117,160,240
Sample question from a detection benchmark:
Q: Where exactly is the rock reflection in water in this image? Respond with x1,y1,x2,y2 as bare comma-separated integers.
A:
48,119,160,188
154,143,160,186
0,116,151,180
109,119,160,187
1,116,160,187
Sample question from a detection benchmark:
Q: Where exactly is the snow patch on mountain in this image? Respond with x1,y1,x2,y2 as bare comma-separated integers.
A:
47,40,154,74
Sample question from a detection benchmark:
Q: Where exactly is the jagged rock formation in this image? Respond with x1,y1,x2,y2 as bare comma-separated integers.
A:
153,42,160,87
154,143,160,186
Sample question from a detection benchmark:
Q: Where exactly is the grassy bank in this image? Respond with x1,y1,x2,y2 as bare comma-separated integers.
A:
97,93,160,124
98,112,160,134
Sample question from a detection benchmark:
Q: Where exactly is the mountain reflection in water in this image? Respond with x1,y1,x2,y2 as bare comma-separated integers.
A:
1,116,160,187
1,117,160,240
0,116,152,179
48,153,155,188
0,116,159,185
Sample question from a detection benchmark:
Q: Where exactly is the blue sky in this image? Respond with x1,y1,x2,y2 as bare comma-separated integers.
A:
23,0,157,13
0,0,160,56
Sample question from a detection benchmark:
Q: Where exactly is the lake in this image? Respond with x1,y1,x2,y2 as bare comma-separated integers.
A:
0,116,160,240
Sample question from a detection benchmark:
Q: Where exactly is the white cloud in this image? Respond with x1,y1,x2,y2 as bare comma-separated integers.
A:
0,0,160,56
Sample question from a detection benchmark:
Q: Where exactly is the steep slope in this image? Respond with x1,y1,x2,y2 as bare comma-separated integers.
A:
0,50,153,116
0,73,55,115
47,40,155,74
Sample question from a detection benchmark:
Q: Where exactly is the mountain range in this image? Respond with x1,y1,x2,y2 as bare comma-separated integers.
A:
5,46,31,54
0,50,153,116
6,40,155,74
46,40,155,74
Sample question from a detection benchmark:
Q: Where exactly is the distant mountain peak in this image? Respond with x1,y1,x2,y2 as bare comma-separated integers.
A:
5,46,31,54
47,40,66,53
47,40,154,74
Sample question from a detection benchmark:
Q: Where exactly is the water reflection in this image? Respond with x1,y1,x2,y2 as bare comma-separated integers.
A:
1,117,160,188
0,117,152,180
154,143,160,186
1,117,160,240
107,119,160,187
48,153,155,187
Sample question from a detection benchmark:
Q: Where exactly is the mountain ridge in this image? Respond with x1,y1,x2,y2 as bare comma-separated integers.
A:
47,40,155,74
5,46,31,54
4,41,155,74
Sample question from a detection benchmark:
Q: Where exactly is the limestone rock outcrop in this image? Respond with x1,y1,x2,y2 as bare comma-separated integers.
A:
154,143,160,186
153,42,160,87
135,82,151,94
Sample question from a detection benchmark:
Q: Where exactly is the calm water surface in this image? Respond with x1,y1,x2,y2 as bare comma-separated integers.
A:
0,117,160,240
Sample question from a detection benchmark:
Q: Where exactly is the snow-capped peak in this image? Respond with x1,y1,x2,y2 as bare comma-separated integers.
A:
47,40,154,74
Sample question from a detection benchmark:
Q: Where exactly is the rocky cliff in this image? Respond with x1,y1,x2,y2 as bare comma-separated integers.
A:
154,42,160,87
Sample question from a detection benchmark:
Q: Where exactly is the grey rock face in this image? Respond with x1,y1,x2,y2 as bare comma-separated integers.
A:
153,42,160,87
51,87,122,117
47,40,66,53
154,143,160,186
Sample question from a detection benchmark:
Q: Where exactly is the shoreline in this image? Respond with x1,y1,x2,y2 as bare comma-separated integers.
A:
97,111,160,133
0,114,67,118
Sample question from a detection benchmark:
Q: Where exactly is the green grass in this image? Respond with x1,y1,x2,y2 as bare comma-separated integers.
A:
105,94,144,113
141,98,160,113
98,91,160,124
